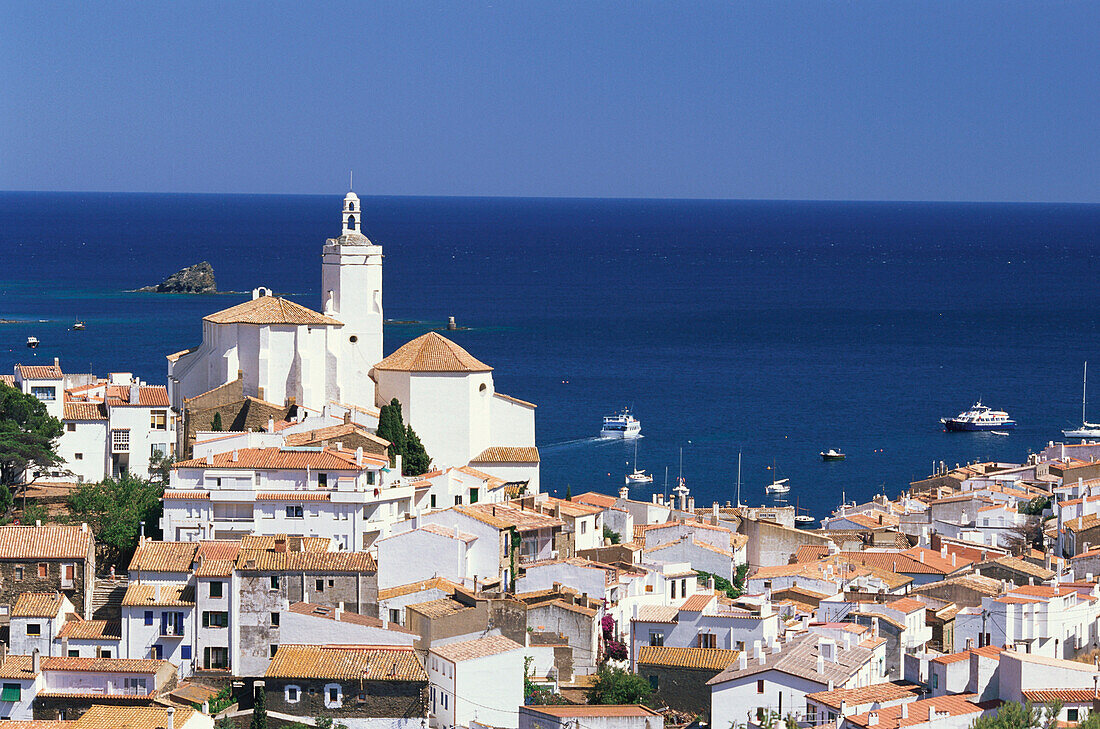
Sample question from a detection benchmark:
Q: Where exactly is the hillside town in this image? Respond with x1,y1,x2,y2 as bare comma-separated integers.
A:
4,195,1100,729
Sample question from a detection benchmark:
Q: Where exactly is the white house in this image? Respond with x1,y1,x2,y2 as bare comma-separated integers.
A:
427,635,524,729
376,524,481,591
8,593,72,658
169,192,384,414
518,705,663,729
838,695,984,729
413,466,510,512
161,445,412,550
954,583,1100,657
373,332,538,478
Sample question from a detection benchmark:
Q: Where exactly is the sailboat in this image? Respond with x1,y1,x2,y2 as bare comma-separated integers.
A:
1064,362,1100,438
765,460,790,494
625,439,653,485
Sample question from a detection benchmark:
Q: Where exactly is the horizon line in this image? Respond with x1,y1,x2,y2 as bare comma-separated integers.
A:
1,189,1097,207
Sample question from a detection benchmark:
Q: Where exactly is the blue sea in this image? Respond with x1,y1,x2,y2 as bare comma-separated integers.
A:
2,192,1099,520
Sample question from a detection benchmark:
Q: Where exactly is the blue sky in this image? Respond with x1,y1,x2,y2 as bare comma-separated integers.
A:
1,1,1097,201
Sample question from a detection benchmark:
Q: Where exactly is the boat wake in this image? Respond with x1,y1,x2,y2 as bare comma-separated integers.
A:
540,435,625,453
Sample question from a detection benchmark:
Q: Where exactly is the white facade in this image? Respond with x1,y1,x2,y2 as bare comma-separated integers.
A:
630,595,780,667
161,446,413,550
954,584,1100,657
376,525,479,591
428,636,524,729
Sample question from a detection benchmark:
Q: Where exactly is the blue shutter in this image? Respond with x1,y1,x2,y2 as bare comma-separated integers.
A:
144,611,153,626
175,612,184,634
160,613,169,635
181,645,192,660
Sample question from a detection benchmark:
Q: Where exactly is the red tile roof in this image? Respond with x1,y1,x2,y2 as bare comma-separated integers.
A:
0,525,92,559
17,365,63,380
63,402,108,420
374,332,491,373
174,446,385,470
470,446,540,463
204,296,343,326
679,593,716,612
104,385,170,407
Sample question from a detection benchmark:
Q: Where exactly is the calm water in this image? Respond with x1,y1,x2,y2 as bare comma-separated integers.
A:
2,192,1099,519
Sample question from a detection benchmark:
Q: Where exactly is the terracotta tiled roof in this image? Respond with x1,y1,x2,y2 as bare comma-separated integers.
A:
493,392,536,408
74,706,196,729
635,605,679,623
12,592,65,618
235,549,375,573
407,597,474,619
174,446,384,470
636,646,739,671
0,722,71,729
286,602,416,634
431,635,524,662
794,545,830,563
0,525,92,560
1065,513,1100,533
679,593,716,613
257,492,331,501
377,577,461,601
162,490,211,500
707,633,873,687
805,680,921,710
166,347,197,363
266,644,425,681
239,534,331,551
418,523,479,543
931,646,1003,665
104,385,170,407
63,402,107,420
0,375,14,387
17,364,63,380
1023,689,1100,703
887,597,926,614
122,583,195,607
470,446,540,463
523,706,661,718
845,694,981,729
374,332,492,373
204,296,343,326
58,618,121,640
452,466,507,488
454,502,563,531
575,492,617,509
129,541,200,573
0,655,167,678
284,424,390,450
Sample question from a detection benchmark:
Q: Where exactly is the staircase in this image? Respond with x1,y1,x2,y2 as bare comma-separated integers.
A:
91,576,129,621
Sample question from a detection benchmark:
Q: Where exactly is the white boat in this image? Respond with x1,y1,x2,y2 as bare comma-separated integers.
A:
940,401,1016,431
26,336,39,349
601,408,641,438
1064,362,1100,438
795,514,815,525
625,439,653,485
766,477,790,494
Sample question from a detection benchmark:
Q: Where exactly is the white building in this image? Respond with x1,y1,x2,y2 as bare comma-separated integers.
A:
168,192,384,413
427,635,524,729
954,583,1100,657
161,445,413,550
8,592,73,657
519,706,663,729
373,332,538,478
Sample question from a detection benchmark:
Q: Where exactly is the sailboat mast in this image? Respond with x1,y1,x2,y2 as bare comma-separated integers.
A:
1084,361,1089,425
736,450,742,508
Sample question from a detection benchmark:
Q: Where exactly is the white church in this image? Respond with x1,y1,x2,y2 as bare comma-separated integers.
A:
166,191,539,487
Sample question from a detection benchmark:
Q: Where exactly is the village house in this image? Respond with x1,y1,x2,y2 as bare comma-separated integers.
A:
427,635,524,729
804,680,922,727
635,646,739,719
0,525,95,620
928,646,1003,698
263,644,428,728
377,577,464,627
837,694,985,729
517,587,602,675
955,583,1100,657
8,593,73,658
411,466,509,512
518,705,664,729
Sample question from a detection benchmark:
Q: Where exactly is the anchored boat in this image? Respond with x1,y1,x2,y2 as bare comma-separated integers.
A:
1064,362,1100,438
941,401,1016,432
601,408,641,438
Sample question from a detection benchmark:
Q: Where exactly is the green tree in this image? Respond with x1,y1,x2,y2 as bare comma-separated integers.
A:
249,685,267,729
214,717,237,729
403,425,431,476
565,484,572,500
20,502,48,526
970,702,1062,729
603,525,621,544
1020,496,1051,516
0,383,64,488
0,483,13,517
148,451,176,485
376,399,406,465
315,718,348,729
66,474,164,567
586,665,652,706
211,412,223,431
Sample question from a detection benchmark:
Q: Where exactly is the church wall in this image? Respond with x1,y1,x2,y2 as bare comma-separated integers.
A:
239,323,263,399
468,372,494,462
408,373,473,469
489,396,536,447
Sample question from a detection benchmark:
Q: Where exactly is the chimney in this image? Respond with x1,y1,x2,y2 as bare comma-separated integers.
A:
257,386,265,401
335,602,344,620
344,410,352,425
952,553,957,567
867,711,878,726
130,384,140,404
32,648,40,674
232,450,239,462
335,442,343,452
167,707,175,729
758,650,766,666
941,544,948,558
919,551,925,564
205,453,213,465
268,417,275,432
53,356,60,369
817,654,824,674
900,703,908,719
395,454,403,475
356,447,364,466
274,537,287,553
928,706,936,721
738,652,747,669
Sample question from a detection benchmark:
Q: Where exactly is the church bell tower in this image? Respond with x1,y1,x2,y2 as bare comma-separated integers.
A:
321,189,384,408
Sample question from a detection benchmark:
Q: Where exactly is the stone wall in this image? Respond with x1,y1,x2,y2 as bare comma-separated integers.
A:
635,664,719,719
0,557,91,619
263,678,426,720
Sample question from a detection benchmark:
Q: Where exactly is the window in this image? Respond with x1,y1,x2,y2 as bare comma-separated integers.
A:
270,576,280,590
698,633,716,649
648,675,659,690
150,411,167,430
270,645,279,657
101,649,112,658
204,646,229,670
209,581,224,598
681,578,687,595
454,495,462,506
286,505,304,519
285,686,300,703
315,579,325,593
469,488,479,504
580,520,587,534
26,624,40,636
75,453,83,460
390,609,400,624
649,630,664,647
31,386,56,401
111,429,130,453
151,443,167,459
324,683,342,709
271,612,280,627
144,611,153,626
430,494,437,509
151,645,162,660
932,673,939,688
14,567,22,581
1068,710,1080,723
37,563,48,578
160,612,184,636
757,679,765,694
318,472,328,488
366,470,376,486
66,423,76,432
202,611,229,628
1,683,20,702
181,646,191,660
68,649,79,657
124,677,148,694
670,581,677,600
442,693,448,710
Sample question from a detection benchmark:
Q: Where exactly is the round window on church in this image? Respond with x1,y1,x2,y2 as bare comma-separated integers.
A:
349,335,358,344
